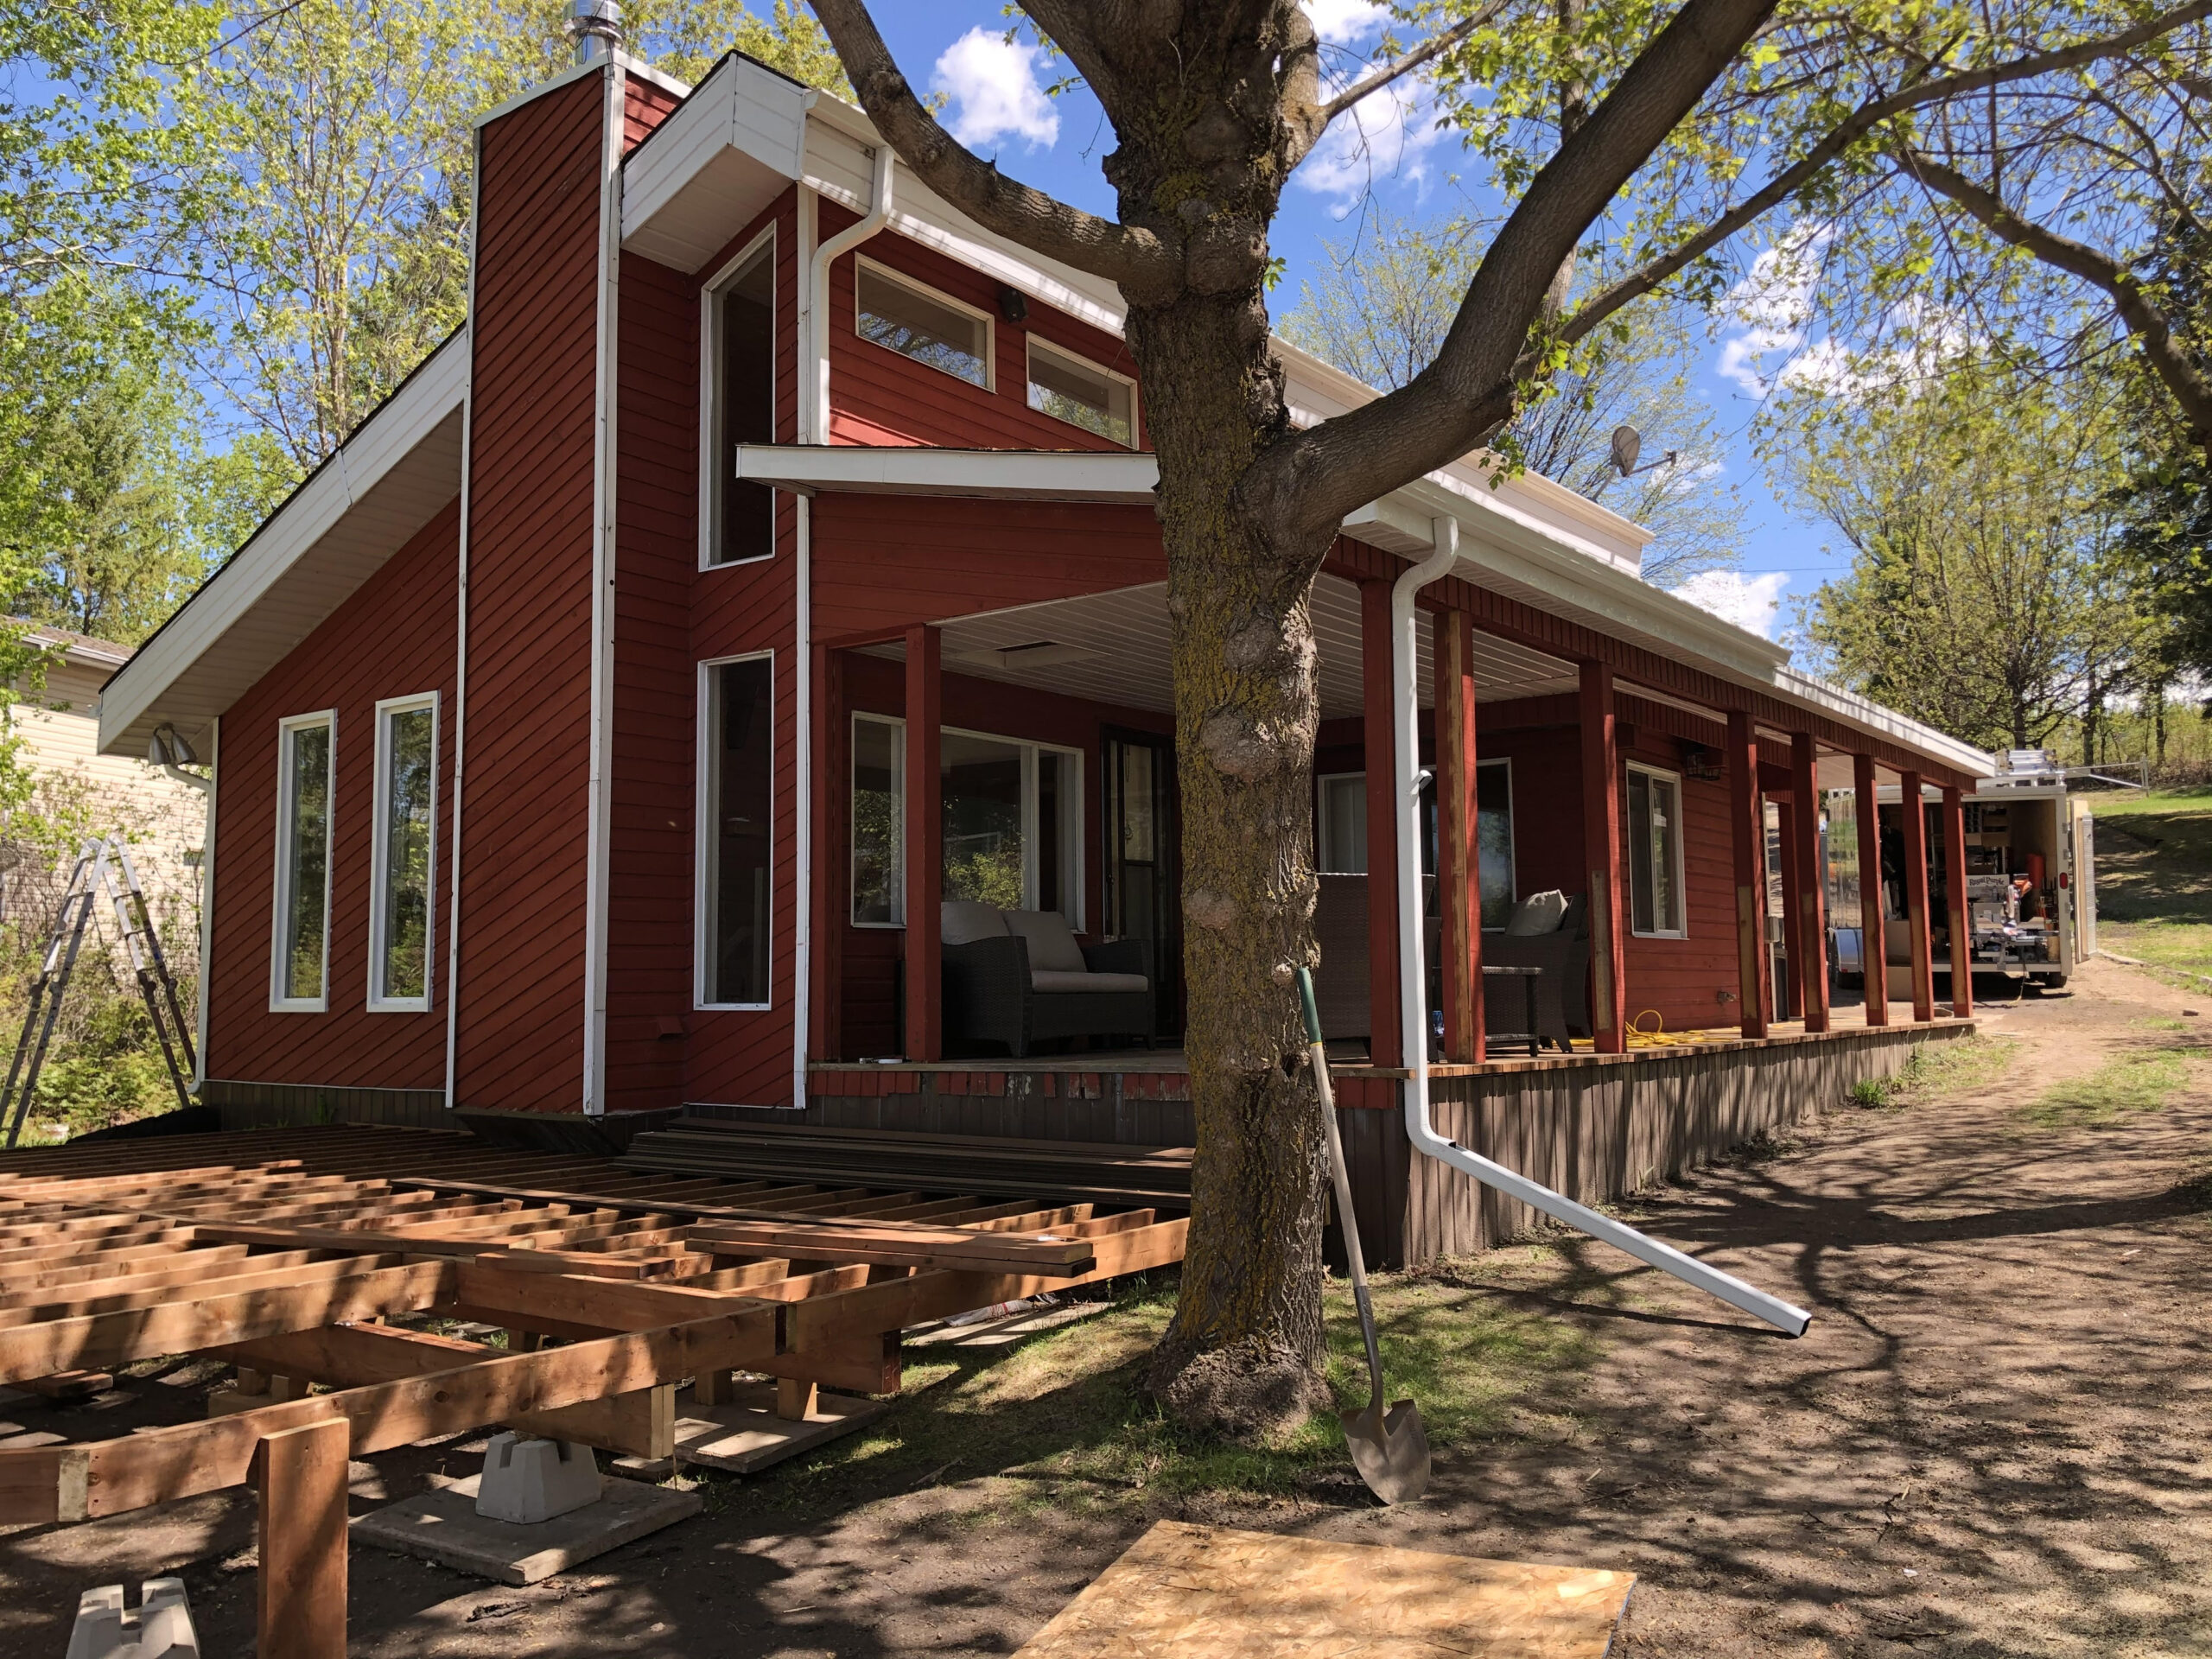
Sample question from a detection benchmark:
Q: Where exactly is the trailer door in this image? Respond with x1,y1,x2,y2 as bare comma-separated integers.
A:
2070,798,2097,964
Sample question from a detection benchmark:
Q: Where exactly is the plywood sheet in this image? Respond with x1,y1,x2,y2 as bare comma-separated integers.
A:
1016,1521,1631,1659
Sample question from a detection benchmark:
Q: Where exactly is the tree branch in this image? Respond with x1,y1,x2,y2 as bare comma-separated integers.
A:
809,0,1175,291
1558,0,2212,350
1317,4,1502,126
1901,150,2212,441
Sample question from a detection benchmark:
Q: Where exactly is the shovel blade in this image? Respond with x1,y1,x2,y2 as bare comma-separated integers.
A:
1343,1398,1432,1505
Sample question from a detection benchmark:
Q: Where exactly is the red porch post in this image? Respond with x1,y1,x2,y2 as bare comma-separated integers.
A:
1790,734,1830,1033
1361,579,1402,1067
1579,661,1625,1052
1435,609,1483,1063
1942,784,1974,1017
1776,798,1804,1020
810,644,844,1066
904,624,943,1061
1853,753,1888,1027
1898,770,1936,1021
1726,710,1770,1039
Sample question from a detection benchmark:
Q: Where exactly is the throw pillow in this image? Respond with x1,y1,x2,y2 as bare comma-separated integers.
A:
1004,908,1088,973
1504,889,1569,937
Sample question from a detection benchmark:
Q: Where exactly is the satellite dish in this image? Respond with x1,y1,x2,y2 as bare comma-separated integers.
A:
1610,424,1642,478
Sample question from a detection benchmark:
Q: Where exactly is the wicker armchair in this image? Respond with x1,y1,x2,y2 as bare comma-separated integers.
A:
1482,892,1591,1051
940,902,1154,1058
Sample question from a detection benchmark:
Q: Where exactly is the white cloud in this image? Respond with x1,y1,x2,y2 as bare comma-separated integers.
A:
1303,0,1389,44
1714,225,1831,397
1294,75,1448,211
931,28,1058,153
1671,570,1789,639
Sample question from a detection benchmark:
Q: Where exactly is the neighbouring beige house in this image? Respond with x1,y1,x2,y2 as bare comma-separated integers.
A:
8,626,207,935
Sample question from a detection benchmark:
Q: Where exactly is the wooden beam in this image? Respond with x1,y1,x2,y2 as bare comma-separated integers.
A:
0,1260,454,1386
683,1220,1095,1273
1727,711,1769,1039
1790,734,1830,1033
905,621,944,1062
1361,578,1402,1067
1435,608,1482,1063
1580,662,1625,1052
1854,753,1888,1027
1942,785,1974,1018
256,1418,348,1659
1900,771,1936,1021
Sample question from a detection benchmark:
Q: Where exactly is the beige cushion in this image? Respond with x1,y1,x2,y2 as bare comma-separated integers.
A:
1504,890,1568,937
1032,969,1149,995
1004,908,1087,973
941,900,1007,945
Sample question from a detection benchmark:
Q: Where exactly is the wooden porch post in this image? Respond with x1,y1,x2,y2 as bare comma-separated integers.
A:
1789,734,1830,1033
1435,608,1483,1063
1898,770,1936,1021
1726,710,1770,1039
1776,798,1804,1020
1942,784,1974,1017
1853,753,1887,1027
904,624,943,1061
1361,579,1402,1067
255,1417,349,1659
1579,661,1625,1053
810,644,843,1066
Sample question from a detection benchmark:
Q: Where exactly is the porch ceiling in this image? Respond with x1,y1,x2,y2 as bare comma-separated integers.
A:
861,575,1580,720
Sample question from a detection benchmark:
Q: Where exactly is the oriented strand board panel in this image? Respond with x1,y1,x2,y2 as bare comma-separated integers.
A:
1016,1521,1632,1658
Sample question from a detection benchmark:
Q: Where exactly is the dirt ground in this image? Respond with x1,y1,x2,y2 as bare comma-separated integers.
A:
5,956,2209,1658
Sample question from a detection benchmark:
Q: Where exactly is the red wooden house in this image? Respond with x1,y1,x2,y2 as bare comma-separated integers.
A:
98,45,1992,1262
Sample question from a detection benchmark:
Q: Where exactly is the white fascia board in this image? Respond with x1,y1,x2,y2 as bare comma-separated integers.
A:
620,53,811,271
1771,665,1996,778
98,333,470,757
735,443,1159,503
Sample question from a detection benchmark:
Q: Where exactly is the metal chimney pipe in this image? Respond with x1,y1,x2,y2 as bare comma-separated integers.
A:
571,0,623,65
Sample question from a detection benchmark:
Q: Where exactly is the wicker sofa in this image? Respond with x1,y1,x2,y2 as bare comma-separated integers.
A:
939,901,1154,1058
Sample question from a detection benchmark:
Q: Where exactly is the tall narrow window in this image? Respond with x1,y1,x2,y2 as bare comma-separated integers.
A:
1628,763,1687,937
1027,337,1135,447
370,694,436,1009
708,236,775,566
271,712,334,1009
851,715,904,925
702,656,773,1006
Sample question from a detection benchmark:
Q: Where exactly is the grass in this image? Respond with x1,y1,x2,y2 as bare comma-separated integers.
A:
1850,1033,2019,1110
2087,788,2212,983
2019,1048,2200,1130
692,1272,1596,1525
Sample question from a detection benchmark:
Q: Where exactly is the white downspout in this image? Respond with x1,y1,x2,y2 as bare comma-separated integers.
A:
1389,515,1811,1337
191,717,218,1093
791,146,893,1108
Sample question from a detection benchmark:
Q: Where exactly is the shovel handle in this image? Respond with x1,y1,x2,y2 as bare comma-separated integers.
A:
1296,969,1387,1415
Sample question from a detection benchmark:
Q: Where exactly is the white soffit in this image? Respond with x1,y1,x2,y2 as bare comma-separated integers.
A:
735,443,1160,503
98,332,469,759
620,52,810,271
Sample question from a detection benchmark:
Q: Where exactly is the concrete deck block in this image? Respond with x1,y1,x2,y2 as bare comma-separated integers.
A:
66,1578,197,1659
351,1474,699,1586
475,1433,601,1523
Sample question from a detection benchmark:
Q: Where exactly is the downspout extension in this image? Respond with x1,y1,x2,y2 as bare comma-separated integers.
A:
1389,516,1811,1338
792,148,892,1109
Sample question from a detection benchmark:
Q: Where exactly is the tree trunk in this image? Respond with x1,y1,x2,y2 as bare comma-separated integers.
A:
1131,289,1337,1440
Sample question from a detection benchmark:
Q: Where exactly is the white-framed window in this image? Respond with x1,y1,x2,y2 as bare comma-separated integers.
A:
270,710,335,1011
1027,336,1136,447
1319,761,1517,927
848,715,1083,928
697,652,775,1009
1627,761,1688,938
367,693,437,1011
700,227,776,569
855,257,992,390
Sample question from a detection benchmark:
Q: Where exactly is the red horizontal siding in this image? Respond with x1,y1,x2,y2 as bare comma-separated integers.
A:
207,501,460,1090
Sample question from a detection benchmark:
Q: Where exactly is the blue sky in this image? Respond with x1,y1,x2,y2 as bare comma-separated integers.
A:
872,2,1845,640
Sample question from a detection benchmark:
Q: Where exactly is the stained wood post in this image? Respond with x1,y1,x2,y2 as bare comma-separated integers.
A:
1360,579,1402,1068
1434,609,1482,1063
1899,770,1936,1021
255,1416,349,1659
811,644,844,1066
1776,798,1804,1020
1942,784,1974,1017
1579,661,1625,1053
1726,711,1769,1039
904,625,943,1061
1789,734,1829,1033
1853,753,1887,1027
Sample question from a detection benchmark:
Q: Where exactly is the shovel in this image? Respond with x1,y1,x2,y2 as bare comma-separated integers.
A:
1296,967,1432,1504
